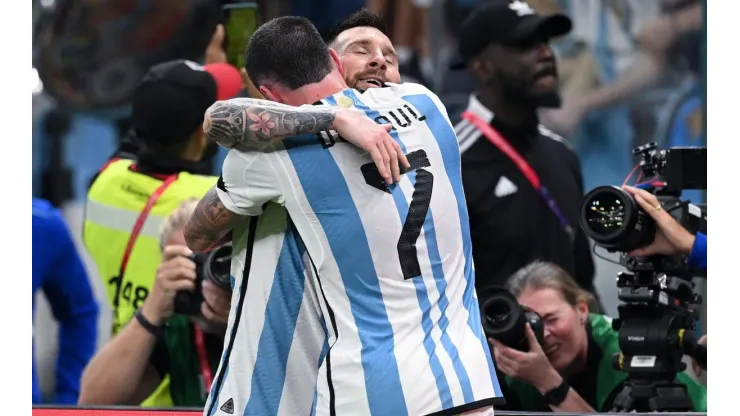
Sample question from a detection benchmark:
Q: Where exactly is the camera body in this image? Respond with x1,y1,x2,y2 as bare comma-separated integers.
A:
174,243,233,316
480,288,545,352
579,142,706,279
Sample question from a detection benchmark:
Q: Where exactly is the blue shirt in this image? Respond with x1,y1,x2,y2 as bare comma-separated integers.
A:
688,232,707,270
33,199,99,404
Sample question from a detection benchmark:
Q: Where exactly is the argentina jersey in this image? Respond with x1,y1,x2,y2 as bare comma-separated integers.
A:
216,82,503,416
203,202,328,416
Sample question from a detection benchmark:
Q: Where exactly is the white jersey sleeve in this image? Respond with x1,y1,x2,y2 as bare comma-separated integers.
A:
216,148,282,216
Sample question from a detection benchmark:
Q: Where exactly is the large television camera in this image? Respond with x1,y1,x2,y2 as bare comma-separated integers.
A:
577,142,707,412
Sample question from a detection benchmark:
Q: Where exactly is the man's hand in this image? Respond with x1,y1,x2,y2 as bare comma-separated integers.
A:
200,280,231,326
204,24,227,65
332,108,409,184
141,245,196,325
622,185,696,257
489,324,560,393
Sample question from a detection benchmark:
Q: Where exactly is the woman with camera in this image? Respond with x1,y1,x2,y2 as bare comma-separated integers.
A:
79,199,232,407
490,261,707,412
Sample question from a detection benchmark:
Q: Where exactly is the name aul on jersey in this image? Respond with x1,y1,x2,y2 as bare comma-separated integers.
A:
317,104,427,148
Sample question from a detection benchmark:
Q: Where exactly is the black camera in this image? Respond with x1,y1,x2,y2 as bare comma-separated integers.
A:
579,142,706,277
174,243,233,316
577,143,707,412
480,288,545,352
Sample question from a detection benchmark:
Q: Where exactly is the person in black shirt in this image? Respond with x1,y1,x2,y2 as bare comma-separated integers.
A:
451,0,599,306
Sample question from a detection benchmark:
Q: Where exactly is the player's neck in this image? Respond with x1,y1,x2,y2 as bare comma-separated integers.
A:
283,72,347,106
476,89,537,128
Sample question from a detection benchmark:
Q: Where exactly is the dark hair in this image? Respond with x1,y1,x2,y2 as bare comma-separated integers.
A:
245,16,333,90
326,9,389,48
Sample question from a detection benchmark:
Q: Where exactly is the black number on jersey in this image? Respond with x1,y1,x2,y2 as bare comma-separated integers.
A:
316,130,342,148
361,149,433,279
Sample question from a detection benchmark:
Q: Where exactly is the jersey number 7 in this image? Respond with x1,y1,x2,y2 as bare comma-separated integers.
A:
361,149,433,280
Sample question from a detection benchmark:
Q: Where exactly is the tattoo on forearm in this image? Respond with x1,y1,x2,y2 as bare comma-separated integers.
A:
203,98,337,150
184,187,240,252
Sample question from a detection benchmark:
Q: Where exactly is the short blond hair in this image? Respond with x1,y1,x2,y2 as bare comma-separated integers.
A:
159,198,199,251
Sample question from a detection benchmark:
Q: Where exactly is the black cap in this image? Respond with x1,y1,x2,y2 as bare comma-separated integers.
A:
132,60,242,147
452,0,572,69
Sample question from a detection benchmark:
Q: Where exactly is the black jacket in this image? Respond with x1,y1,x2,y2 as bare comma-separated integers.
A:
455,95,596,297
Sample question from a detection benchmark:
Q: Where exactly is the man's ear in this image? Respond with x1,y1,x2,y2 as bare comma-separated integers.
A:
259,85,281,103
241,68,264,99
329,48,344,76
469,58,491,84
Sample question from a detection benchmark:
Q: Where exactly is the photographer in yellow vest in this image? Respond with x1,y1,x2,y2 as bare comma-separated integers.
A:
83,58,241,407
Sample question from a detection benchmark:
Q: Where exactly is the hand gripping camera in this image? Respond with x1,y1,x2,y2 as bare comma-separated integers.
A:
480,288,545,352
174,243,233,316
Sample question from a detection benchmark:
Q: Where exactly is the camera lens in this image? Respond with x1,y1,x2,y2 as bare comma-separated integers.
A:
481,289,530,350
204,243,233,290
579,186,656,252
485,297,514,330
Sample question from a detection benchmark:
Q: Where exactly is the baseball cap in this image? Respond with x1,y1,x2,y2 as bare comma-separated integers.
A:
451,0,572,69
132,60,242,147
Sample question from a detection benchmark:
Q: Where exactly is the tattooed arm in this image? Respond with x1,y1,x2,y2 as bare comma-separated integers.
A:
203,97,407,183
203,98,336,150
183,187,243,253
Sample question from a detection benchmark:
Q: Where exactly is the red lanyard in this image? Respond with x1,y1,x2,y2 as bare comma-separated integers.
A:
194,326,214,394
112,174,179,310
111,171,215,393
118,174,179,275
462,111,575,242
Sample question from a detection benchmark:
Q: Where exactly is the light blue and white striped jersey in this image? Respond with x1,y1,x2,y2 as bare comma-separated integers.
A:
203,203,327,416
215,83,502,416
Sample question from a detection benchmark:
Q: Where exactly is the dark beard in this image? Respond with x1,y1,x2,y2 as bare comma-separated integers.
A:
533,90,563,108
497,71,562,109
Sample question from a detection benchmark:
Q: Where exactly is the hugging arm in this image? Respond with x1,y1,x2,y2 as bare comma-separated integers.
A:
203,98,336,150
204,98,407,184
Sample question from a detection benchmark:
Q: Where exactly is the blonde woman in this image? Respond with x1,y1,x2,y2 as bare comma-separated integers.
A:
490,261,707,412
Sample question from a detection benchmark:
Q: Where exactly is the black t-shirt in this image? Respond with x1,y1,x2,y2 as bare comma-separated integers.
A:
455,95,596,298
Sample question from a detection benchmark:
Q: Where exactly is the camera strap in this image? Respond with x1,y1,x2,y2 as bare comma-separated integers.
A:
117,174,179,278
194,325,214,396
462,111,575,243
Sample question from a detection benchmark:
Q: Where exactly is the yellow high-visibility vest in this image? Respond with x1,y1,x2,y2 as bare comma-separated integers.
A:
83,158,215,407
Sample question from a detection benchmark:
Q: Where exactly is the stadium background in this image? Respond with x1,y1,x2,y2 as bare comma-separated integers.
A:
31,0,707,408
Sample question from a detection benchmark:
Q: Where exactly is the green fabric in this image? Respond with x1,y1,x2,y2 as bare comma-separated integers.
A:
504,314,707,412
163,315,209,407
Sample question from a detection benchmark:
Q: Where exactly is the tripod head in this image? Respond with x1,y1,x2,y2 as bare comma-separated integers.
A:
609,270,705,412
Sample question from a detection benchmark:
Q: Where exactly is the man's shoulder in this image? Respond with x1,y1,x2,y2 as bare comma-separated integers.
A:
383,82,437,99
537,125,575,153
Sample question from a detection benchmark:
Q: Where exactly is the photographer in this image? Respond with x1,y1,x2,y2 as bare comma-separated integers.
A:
489,261,706,412
623,185,706,269
79,199,231,407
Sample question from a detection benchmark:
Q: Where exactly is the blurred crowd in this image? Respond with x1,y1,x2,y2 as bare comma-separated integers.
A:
31,0,706,411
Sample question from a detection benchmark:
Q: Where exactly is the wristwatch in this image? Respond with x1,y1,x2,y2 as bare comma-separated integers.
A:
543,379,570,405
